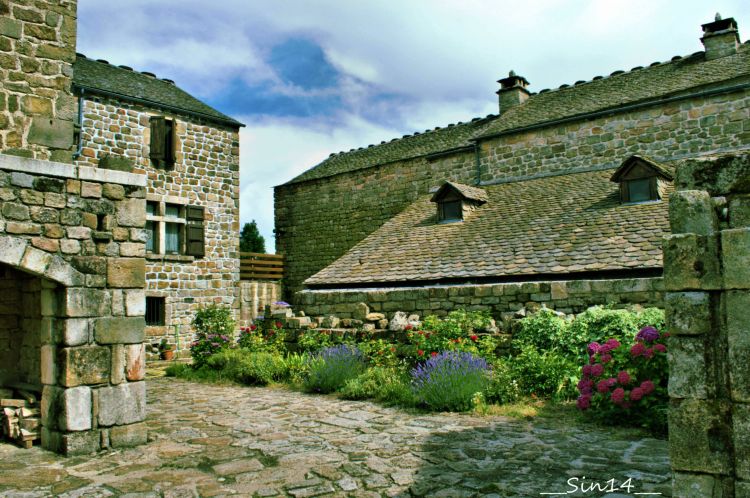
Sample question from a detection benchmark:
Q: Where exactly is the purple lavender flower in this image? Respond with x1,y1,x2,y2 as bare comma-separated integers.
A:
636,326,660,342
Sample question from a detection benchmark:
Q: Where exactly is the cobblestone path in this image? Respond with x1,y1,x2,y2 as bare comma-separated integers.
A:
0,377,671,497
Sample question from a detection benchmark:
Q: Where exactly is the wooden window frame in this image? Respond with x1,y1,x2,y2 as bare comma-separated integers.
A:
620,176,659,203
149,116,176,169
145,296,166,326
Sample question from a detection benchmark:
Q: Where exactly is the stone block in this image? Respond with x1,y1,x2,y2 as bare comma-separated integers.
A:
80,182,102,199
365,312,385,321
125,344,146,381
669,190,718,235
61,430,101,456
109,422,148,448
722,228,750,289
63,288,111,317
20,246,52,275
41,385,62,430
668,337,708,399
107,258,145,288
320,315,340,328
729,194,750,228
102,183,126,200
352,302,369,320
677,155,750,196
727,291,750,402
111,344,125,385
99,154,135,173
60,386,92,431
735,404,750,480
672,472,730,498
116,197,145,227
669,398,733,474
41,345,56,385
97,381,146,426
665,292,712,336
28,118,74,149
10,172,34,188
389,311,408,331
58,346,111,387
44,255,85,287
285,316,311,329
94,317,145,344
0,17,21,39
60,318,90,346
0,235,28,266
124,289,145,316
550,281,568,300
663,233,721,291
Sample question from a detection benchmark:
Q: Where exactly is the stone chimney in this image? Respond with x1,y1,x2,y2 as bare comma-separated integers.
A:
497,71,530,115
701,14,740,61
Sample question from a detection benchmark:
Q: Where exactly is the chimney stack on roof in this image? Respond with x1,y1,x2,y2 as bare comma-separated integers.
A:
496,70,530,115
701,14,740,61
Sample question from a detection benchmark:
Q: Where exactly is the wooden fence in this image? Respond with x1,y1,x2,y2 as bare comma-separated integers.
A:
240,252,284,281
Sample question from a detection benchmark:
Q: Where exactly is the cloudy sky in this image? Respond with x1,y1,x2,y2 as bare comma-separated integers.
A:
77,1,748,251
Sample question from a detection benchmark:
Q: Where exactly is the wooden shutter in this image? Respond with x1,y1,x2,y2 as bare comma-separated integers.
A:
149,116,167,163
186,206,205,257
165,118,175,166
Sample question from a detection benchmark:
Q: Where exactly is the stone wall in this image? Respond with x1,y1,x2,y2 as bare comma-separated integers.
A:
0,154,148,454
296,276,664,319
0,265,22,385
664,153,750,496
239,280,282,323
275,85,750,299
0,0,77,162
74,94,241,349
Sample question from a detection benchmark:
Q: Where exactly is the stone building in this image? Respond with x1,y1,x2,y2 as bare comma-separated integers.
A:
275,15,750,318
71,54,243,350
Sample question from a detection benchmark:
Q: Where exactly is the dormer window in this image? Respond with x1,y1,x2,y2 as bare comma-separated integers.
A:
431,181,488,223
611,155,673,204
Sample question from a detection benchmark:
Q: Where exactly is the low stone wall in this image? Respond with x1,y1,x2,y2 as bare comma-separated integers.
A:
239,280,282,323
295,277,664,319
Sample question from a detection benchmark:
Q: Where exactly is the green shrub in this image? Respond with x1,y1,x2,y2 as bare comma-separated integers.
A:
190,304,235,367
513,309,569,352
304,345,366,393
568,306,640,350
636,308,666,331
511,344,578,400
283,352,310,384
206,349,286,385
411,351,490,411
407,309,497,361
237,319,287,354
483,358,521,404
340,367,415,405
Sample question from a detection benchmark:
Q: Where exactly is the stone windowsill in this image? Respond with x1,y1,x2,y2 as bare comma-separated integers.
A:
145,252,195,263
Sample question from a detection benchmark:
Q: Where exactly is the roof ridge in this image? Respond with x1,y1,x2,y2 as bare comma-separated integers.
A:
76,53,178,85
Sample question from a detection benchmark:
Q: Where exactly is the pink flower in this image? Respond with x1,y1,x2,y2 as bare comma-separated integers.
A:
617,371,631,385
636,326,660,342
589,355,597,365
606,338,621,349
590,364,604,377
629,387,644,401
606,377,617,388
577,394,592,410
577,378,594,393
643,348,654,358
630,343,646,357
582,364,593,377
611,388,625,404
654,344,667,353
597,380,611,394
588,342,601,354
600,354,612,364
640,380,655,395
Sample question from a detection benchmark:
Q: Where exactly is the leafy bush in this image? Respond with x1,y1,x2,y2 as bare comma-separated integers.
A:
511,344,578,400
358,339,402,368
304,344,366,393
283,352,310,384
567,306,640,353
635,308,665,331
237,318,286,354
513,309,569,352
190,304,236,367
407,310,497,360
340,367,415,405
411,351,490,411
297,328,362,353
576,325,669,434
483,358,521,404
206,349,286,385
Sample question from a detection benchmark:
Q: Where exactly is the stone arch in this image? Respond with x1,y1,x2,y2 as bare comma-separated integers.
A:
0,236,85,288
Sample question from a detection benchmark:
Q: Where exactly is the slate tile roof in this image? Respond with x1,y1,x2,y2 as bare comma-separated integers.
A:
305,168,671,286
287,43,750,185
72,54,243,128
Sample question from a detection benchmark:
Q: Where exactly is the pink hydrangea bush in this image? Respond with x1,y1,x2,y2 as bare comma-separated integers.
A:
576,326,668,434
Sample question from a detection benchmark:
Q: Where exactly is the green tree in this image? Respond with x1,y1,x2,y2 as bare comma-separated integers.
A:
240,220,266,253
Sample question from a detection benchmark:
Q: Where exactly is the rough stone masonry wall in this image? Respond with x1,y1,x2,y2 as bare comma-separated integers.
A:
0,156,148,455
0,0,77,162
296,277,664,319
276,88,750,299
0,266,23,386
664,153,750,497
239,280,282,323
75,95,241,349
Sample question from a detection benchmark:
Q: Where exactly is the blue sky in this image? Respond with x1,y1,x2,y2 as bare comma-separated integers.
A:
77,0,749,251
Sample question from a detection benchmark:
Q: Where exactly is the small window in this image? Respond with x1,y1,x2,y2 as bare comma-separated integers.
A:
164,222,181,254
439,200,463,222
145,297,165,326
149,116,175,168
165,204,180,218
627,178,652,203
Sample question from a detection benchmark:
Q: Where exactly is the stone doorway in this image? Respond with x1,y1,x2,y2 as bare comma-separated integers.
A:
0,263,59,448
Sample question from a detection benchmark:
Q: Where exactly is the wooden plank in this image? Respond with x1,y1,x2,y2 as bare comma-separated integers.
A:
1,399,27,408
239,252,284,259
15,390,36,405
240,261,283,268
240,267,283,273
240,273,284,280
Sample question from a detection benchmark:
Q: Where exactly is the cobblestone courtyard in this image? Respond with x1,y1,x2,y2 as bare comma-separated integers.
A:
0,375,671,497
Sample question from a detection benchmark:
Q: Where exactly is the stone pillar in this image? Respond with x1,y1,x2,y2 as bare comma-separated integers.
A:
665,153,750,497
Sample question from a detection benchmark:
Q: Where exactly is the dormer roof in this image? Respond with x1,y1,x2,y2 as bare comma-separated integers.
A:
610,155,674,183
430,181,488,204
